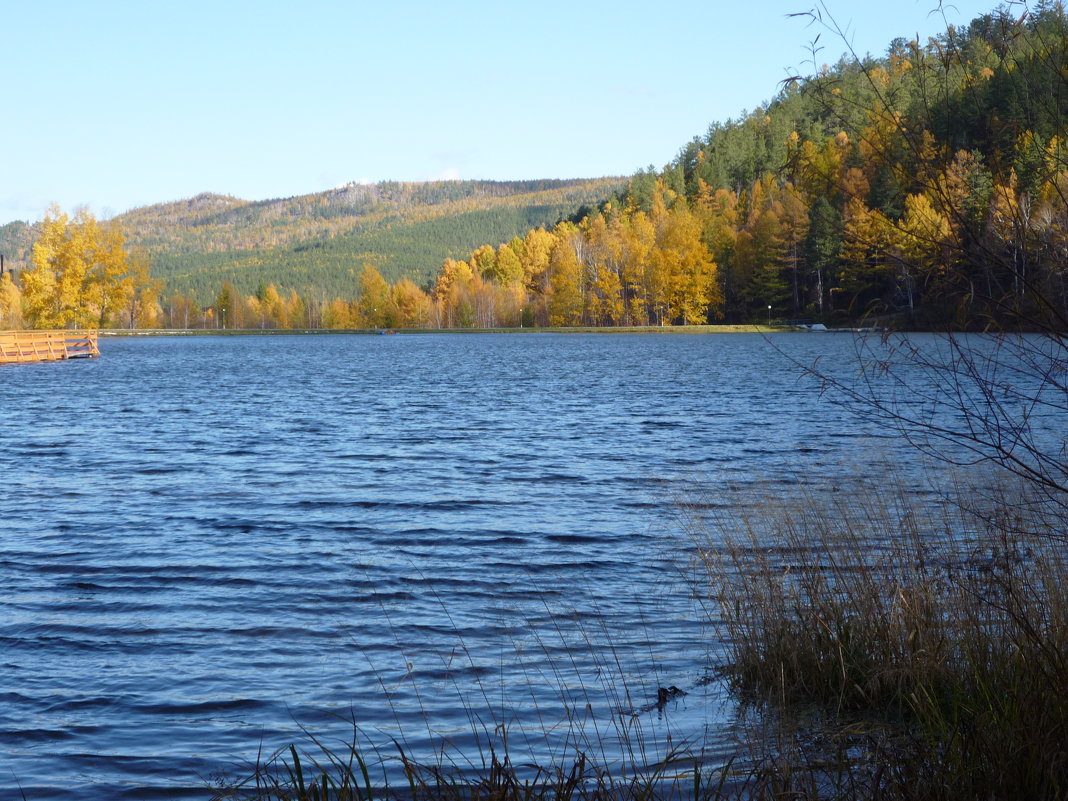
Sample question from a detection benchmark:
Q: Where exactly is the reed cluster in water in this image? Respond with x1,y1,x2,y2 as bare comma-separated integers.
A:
691,476,1068,800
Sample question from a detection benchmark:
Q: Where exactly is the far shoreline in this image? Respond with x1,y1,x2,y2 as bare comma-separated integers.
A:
98,324,833,337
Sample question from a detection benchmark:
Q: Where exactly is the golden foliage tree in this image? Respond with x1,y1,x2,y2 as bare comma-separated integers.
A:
547,231,584,326
392,278,432,327
622,209,656,324
356,264,394,327
0,272,23,328
491,243,524,285
651,200,721,324
22,206,148,329
521,228,555,291
121,250,163,328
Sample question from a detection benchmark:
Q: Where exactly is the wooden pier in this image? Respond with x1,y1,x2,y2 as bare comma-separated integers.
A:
0,330,100,364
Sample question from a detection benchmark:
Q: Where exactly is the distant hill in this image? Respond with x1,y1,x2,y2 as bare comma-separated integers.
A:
0,178,624,302
0,221,35,275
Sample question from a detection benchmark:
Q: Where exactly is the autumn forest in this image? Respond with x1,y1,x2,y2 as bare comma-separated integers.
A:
1,2,1066,332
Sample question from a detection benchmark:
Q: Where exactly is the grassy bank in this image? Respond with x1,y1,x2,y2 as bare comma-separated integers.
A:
100,324,786,337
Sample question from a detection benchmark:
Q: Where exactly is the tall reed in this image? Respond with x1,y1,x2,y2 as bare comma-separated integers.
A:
691,474,1068,799
209,591,735,801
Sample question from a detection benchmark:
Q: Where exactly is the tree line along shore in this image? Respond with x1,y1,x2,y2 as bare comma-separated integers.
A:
2,3,1066,335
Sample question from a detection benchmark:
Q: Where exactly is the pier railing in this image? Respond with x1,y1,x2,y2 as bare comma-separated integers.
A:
0,330,100,364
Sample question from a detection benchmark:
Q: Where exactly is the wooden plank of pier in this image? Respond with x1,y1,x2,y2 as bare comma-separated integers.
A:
0,330,100,364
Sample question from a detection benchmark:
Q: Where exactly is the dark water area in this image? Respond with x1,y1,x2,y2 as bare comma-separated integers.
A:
1,333,918,799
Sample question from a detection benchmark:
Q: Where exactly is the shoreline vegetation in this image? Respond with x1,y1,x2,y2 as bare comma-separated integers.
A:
96,324,791,336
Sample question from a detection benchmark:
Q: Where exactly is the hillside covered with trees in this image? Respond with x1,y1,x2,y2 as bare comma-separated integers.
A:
425,0,1068,329
2,2,1065,331
0,178,622,321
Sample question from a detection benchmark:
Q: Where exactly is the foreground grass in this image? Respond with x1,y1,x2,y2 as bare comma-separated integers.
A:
213,741,740,801
690,478,1068,800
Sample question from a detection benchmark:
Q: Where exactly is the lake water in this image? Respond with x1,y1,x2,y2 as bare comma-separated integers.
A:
0,332,916,799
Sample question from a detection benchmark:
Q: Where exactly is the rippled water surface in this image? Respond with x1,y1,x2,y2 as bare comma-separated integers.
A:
1,333,901,799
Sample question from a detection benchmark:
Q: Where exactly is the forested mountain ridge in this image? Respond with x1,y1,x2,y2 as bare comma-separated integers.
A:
118,179,619,242
122,178,624,301
0,221,35,272
603,1,1068,326
423,1,1068,329
0,178,624,303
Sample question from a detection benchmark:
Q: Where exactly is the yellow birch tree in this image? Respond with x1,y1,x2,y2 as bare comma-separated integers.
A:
0,272,23,328
21,206,147,329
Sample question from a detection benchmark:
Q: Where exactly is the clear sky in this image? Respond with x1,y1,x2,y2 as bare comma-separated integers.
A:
3,0,1008,224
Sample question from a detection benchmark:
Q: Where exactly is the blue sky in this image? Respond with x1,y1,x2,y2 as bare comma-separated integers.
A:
3,0,1009,223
